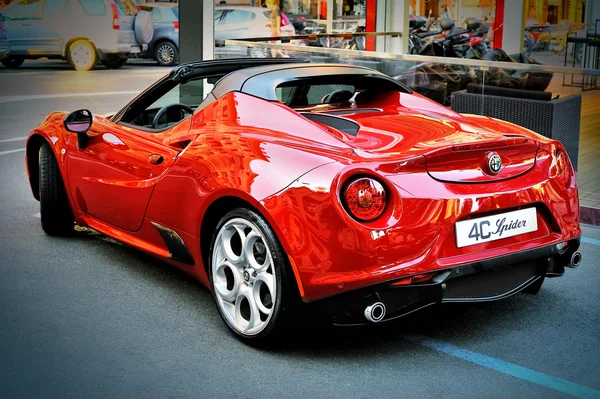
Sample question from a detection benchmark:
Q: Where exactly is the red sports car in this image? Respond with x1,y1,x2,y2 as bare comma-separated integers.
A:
25,58,581,343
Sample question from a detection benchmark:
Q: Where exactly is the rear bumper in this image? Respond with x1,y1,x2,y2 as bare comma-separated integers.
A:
97,44,146,59
308,237,580,326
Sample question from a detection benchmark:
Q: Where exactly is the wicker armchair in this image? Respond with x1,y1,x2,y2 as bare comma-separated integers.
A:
451,89,581,170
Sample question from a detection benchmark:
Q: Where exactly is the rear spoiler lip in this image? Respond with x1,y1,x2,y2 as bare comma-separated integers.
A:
451,134,532,152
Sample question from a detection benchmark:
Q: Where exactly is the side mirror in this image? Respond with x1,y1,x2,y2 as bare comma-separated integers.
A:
64,109,92,133
64,109,92,149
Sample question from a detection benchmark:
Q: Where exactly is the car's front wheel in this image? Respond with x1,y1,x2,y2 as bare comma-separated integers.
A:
67,40,97,71
1,56,25,68
209,208,293,343
39,142,74,236
154,41,179,66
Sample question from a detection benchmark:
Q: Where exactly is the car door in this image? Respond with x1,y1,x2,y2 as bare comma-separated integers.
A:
2,0,42,54
64,58,292,232
65,118,182,232
35,0,70,55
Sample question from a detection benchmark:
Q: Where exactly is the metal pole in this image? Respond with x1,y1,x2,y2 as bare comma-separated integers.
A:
327,0,334,34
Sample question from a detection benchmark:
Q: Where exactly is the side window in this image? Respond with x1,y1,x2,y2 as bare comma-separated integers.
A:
162,7,178,22
151,8,161,21
147,78,210,111
158,7,177,22
43,0,69,17
114,0,137,16
223,10,252,25
3,0,41,20
78,0,106,16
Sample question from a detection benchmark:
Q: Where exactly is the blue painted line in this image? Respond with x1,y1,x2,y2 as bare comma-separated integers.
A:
409,336,600,399
582,237,600,246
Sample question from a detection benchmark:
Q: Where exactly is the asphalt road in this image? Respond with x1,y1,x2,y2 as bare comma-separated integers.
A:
0,63,599,399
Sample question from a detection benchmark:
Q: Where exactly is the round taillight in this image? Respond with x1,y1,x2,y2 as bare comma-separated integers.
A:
343,177,387,221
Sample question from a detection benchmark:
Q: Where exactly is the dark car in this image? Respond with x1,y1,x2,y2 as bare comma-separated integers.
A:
140,4,179,66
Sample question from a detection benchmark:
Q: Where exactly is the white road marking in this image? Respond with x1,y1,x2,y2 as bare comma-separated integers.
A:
0,148,25,156
0,136,27,143
0,91,140,104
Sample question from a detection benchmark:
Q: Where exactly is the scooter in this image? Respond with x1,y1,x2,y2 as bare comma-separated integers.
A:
453,18,490,58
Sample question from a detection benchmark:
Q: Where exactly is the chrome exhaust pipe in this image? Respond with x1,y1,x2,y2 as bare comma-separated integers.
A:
568,251,582,268
364,302,386,323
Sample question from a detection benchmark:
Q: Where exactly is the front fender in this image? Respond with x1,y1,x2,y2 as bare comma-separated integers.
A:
25,112,73,200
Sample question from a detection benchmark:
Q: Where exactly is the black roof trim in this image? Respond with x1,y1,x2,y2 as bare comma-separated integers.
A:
169,58,309,83
211,64,413,101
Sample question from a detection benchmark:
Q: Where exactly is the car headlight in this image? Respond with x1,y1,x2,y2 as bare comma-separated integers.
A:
342,177,387,221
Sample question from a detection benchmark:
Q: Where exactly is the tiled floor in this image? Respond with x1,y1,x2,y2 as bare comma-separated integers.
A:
547,76,600,208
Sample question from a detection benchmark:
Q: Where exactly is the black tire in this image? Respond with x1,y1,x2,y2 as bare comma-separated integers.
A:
1,56,25,68
154,41,179,66
208,208,296,345
67,39,97,71
39,142,74,236
102,55,127,69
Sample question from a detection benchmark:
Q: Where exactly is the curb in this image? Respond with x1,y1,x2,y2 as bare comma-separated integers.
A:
580,206,600,226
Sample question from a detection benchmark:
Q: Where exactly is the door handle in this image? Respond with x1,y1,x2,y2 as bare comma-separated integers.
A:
148,154,164,165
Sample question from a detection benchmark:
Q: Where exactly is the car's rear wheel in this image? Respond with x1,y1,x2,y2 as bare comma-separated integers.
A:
209,208,292,343
102,55,127,69
1,56,25,68
39,142,74,236
67,40,97,71
154,41,178,66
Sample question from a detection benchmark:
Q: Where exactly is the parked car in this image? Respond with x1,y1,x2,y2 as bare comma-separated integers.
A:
215,6,295,58
0,17,9,60
139,3,178,66
24,58,581,344
0,0,153,71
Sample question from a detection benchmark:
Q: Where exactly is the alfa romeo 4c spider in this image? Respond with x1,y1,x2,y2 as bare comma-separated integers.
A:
25,58,581,343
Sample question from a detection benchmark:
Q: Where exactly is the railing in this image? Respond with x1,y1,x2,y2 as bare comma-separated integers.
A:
215,36,600,180
219,35,600,76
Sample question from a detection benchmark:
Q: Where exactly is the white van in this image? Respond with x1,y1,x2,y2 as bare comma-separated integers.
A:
0,0,153,70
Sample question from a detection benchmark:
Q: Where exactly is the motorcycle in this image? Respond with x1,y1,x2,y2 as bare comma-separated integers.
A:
410,18,489,59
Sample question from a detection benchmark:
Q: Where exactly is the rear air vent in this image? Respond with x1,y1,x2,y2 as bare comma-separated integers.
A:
300,113,360,136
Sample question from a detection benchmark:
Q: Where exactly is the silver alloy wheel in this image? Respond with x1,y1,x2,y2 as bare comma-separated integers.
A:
212,217,276,336
70,42,94,70
157,44,175,64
